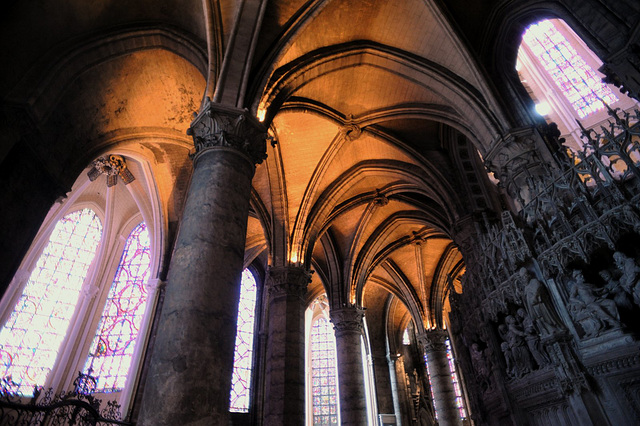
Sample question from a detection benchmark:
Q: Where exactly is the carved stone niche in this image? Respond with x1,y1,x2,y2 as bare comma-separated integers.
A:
484,127,556,210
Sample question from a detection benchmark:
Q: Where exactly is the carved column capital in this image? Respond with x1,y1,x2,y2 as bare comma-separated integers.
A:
418,328,449,353
266,265,311,300
330,305,365,336
187,98,268,165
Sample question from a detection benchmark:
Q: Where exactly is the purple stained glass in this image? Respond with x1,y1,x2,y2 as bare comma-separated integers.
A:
0,209,103,395
311,317,339,425
83,222,151,392
522,20,618,118
229,269,258,412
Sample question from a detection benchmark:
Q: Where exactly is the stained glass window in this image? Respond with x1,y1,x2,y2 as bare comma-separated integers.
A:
402,328,410,345
446,339,467,419
311,317,339,425
83,222,151,393
522,20,618,118
229,269,258,412
0,208,102,395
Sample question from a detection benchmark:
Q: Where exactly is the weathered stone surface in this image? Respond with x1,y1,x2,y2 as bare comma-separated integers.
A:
419,329,462,426
263,265,311,426
331,305,367,425
138,103,265,425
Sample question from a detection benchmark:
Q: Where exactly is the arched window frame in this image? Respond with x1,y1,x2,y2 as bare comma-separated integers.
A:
0,155,164,415
516,18,638,150
229,267,260,414
305,296,340,426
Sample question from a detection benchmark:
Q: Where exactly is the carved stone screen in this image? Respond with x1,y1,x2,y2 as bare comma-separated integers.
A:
229,269,258,412
83,222,151,392
522,20,618,118
310,317,339,425
0,208,102,395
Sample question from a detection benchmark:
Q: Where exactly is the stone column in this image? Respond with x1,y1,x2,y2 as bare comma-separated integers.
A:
331,305,367,426
263,266,311,425
138,99,266,425
387,354,403,426
419,329,462,426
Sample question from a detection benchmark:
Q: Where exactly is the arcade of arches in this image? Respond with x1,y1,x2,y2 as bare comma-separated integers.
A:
1,1,640,425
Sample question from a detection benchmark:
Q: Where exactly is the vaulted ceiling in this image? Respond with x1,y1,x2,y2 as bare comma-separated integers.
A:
2,0,505,338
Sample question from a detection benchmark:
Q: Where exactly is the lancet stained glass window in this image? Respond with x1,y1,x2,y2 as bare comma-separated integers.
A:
229,269,258,412
83,222,151,393
0,208,102,395
424,338,467,420
445,339,467,419
403,328,410,345
311,317,339,425
522,20,618,118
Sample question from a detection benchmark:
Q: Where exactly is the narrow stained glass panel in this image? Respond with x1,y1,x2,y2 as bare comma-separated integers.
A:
0,208,102,395
311,317,339,425
522,20,618,118
83,222,151,393
425,338,467,419
229,269,257,412
445,339,467,419
402,327,410,345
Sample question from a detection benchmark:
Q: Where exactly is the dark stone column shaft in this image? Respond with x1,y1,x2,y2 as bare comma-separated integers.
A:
262,266,310,425
138,101,266,426
331,305,367,426
419,329,462,426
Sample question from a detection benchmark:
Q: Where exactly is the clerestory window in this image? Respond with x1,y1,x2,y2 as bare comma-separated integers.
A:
522,19,618,119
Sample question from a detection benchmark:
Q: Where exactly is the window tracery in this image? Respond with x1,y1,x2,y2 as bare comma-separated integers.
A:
0,208,102,395
83,222,151,393
310,316,339,425
522,19,618,119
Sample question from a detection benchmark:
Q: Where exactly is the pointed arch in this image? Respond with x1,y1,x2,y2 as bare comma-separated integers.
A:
0,208,102,395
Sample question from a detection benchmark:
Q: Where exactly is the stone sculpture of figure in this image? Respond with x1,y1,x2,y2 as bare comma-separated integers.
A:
470,343,491,385
600,269,633,310
522,268,563,337
517,308,548,368
503,315,533,378
613,251,640,306
568,269,620,338
500,341,514,378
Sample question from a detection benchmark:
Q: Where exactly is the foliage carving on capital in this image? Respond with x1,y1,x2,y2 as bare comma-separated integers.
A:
187,97,268,165
330,305,365,335
266,266,311,299
418,328,448,353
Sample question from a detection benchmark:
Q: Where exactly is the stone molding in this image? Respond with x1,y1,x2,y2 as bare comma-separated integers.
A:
266,265,311,299
187,98,268,165
418,328,449,353
330,305,365,335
